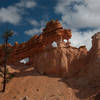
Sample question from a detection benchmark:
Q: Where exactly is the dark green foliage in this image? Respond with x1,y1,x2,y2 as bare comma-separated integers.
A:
2,30,14,40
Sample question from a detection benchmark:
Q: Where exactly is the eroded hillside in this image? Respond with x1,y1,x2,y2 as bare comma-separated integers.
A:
0,20,100,100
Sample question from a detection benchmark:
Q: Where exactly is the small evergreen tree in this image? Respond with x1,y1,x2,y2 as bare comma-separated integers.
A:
2,30,14,92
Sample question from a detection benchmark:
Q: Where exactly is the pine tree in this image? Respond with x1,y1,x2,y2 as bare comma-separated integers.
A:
2,30,14,92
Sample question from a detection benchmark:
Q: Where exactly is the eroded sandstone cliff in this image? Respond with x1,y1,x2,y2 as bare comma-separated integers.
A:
0,20,100,100
0,20,99,79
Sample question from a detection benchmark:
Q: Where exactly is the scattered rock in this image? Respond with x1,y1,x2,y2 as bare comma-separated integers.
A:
20,96,28,100
36,89,39,92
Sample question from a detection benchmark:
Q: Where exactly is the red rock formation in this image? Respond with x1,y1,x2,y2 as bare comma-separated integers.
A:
0,20,72,64
0,20,100,80
0,20,87,77
81,32,100,81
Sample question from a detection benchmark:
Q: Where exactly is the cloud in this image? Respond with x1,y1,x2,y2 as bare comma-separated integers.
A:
55,0,100,29
0,0,36,25
55,0,100,50
25,19,47,36
16,0,36,8
28,19,39,26
70,29,100,50
25,1,36,8
0,6,21,25
25,28,41,36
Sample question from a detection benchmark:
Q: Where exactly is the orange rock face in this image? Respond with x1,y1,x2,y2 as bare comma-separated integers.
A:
81,32,100,80
0,20,100,79
0,20,72,64
29,46,87,77
1,20,100,100
0,20,87,77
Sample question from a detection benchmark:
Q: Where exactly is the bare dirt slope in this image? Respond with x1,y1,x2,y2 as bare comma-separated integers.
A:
0,65,99,100
0,69,77,100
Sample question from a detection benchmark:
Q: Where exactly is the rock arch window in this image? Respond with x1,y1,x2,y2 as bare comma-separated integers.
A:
19,57,29,64
64,39,67,43
52,41,57,47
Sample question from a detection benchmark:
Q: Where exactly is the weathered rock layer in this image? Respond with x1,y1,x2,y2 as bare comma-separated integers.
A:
0,20,100,79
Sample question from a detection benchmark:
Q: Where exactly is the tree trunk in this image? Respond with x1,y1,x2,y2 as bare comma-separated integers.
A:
2,64,7,92
2,39,8,92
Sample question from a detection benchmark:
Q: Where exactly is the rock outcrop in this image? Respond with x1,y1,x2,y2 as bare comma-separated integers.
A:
80,32,100,81
0,20,100,100
0,20,100,79
30,46,87,77
0,20,73,76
